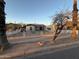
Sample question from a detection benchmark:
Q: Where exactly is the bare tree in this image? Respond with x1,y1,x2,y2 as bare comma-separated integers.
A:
52,11,71,41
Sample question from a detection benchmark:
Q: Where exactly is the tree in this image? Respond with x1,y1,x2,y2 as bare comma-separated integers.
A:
53,11,71,25
52,11,71,41
0,0,10,51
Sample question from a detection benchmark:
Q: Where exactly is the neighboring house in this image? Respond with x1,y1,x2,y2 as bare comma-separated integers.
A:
45,24,57,32
26,24,46,31
43,24,61,34
6,23,22,32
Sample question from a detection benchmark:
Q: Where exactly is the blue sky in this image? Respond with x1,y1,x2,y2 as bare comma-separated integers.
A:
5,0,79,25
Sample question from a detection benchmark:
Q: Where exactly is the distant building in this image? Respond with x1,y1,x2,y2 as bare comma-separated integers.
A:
26,24,46,31
46,24,57,32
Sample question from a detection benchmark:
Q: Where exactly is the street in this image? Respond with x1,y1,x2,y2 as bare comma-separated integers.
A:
0,30,78,59
26,45,79,59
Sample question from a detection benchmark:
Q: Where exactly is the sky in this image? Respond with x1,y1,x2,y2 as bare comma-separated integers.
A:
5,0,79,25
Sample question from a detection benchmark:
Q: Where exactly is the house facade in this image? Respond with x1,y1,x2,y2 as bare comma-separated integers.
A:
26,24,46,31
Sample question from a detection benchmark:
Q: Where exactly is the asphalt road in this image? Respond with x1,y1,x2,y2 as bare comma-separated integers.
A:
14,45,79,59
28,46,79,59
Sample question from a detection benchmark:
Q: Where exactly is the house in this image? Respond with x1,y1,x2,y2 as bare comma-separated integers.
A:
26,24,46,31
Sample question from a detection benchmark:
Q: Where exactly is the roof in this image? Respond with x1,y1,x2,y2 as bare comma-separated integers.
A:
26,24,46,26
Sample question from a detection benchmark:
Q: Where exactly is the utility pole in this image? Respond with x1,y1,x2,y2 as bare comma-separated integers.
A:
0,0,10,51
72,0,78,26
71,0,78,40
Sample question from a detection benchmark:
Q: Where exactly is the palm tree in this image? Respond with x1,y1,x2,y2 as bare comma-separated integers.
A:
0,0,10,51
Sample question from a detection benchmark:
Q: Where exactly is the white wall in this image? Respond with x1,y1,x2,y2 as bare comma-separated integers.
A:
26,26,35,31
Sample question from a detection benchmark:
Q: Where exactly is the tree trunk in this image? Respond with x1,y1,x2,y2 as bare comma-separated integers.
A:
0,0,10,51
